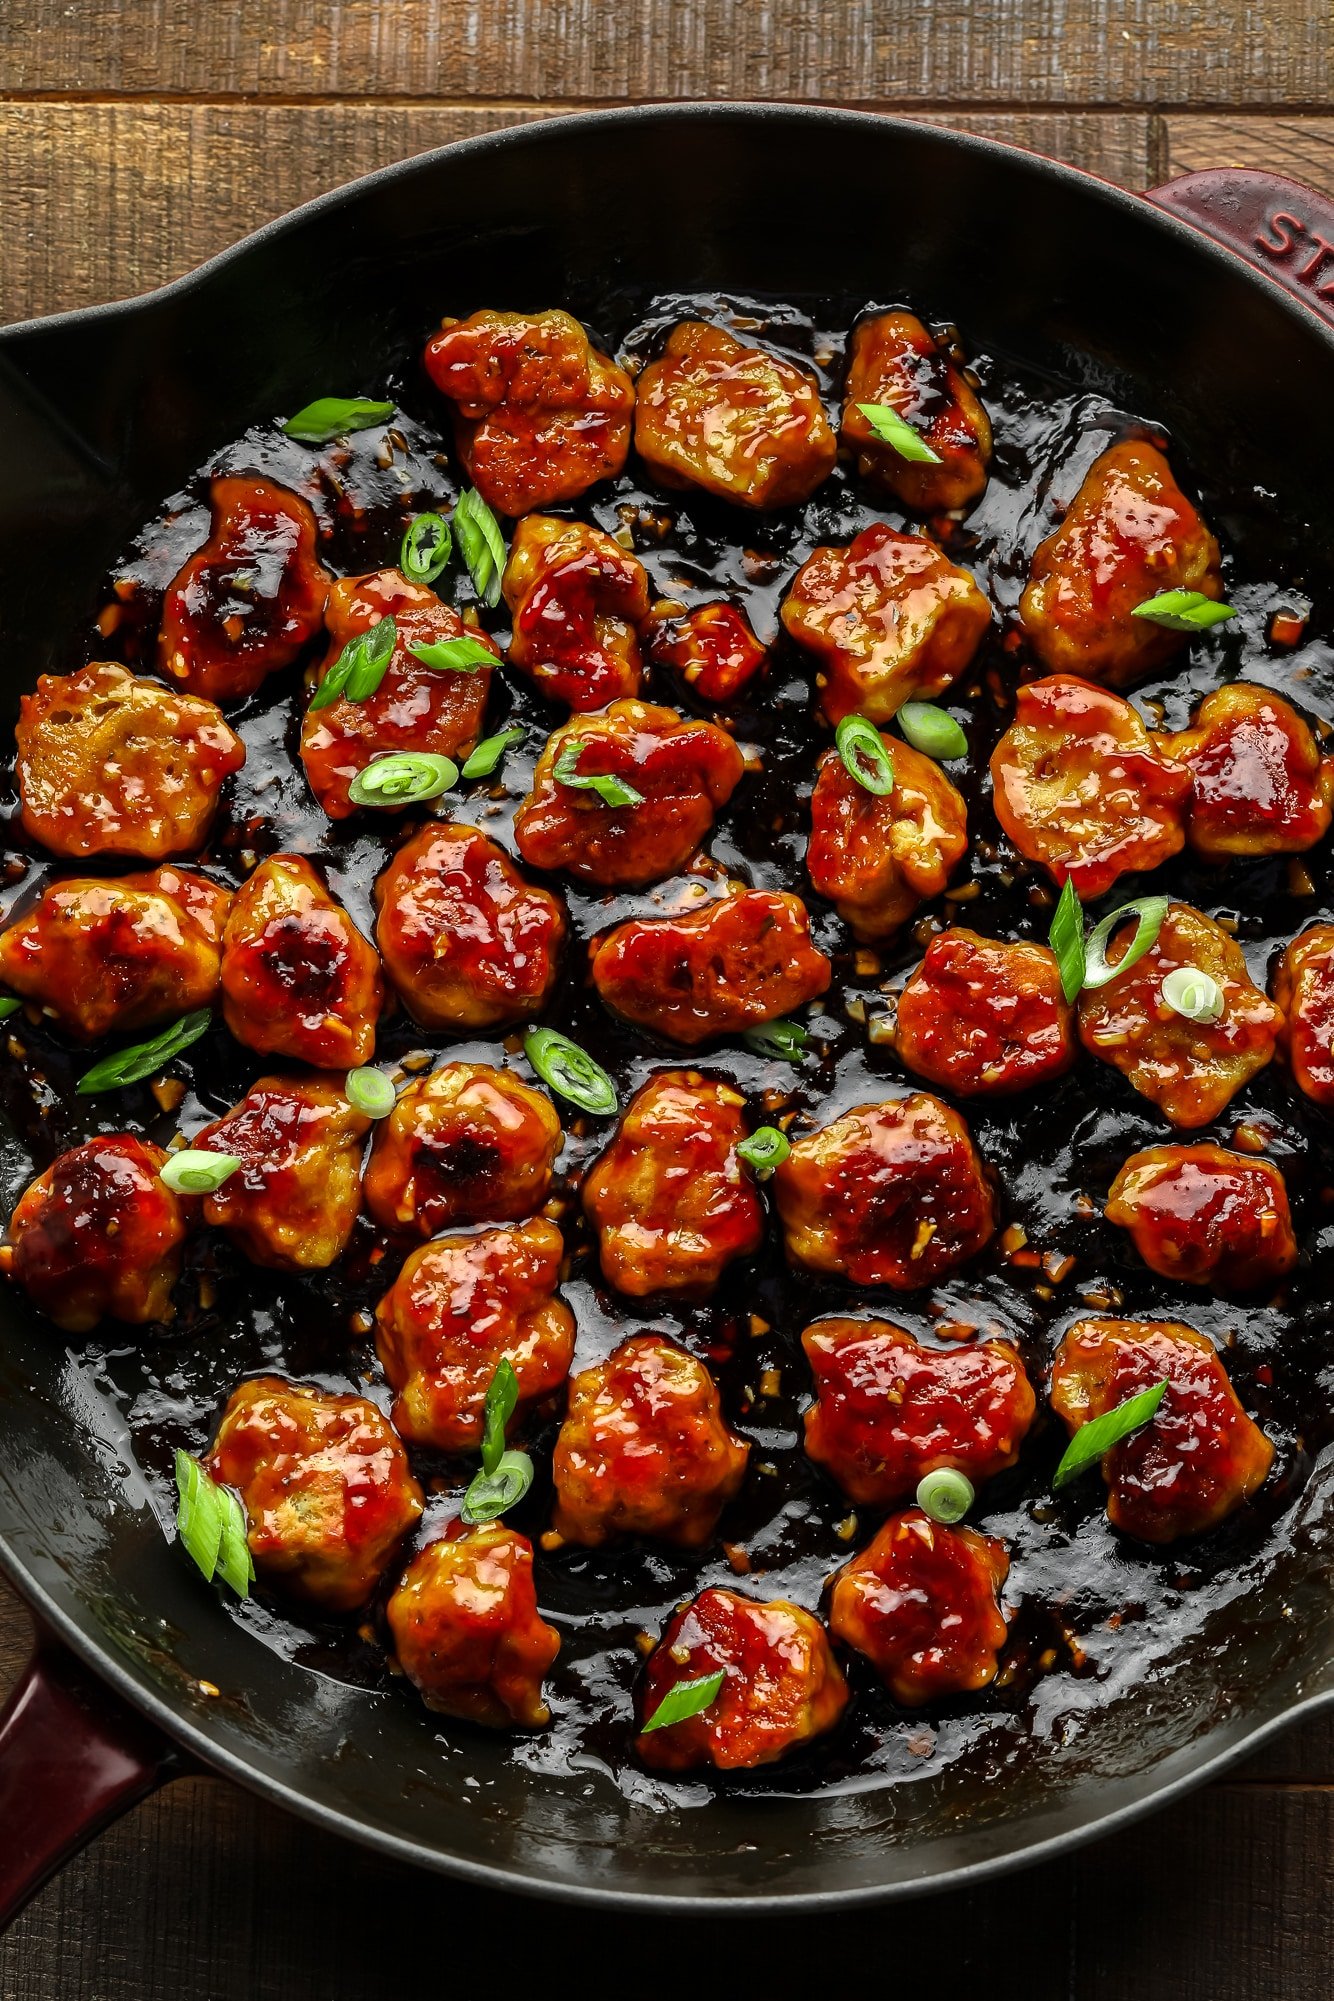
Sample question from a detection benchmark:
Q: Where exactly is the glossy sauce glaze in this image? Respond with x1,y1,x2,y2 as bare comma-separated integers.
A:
1,290,1332,1806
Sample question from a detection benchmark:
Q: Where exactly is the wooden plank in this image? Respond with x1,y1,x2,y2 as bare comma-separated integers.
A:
0,1731,1330,1999
1074,1784,1334,2001
12,104,1333,333
0,103,547,327
1232,1712,1334,1784
0,102,1154,324
1164,114,1334,195
0,0,1328,109
0,1768,1076,2000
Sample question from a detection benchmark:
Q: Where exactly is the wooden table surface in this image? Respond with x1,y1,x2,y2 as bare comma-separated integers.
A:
2,4,1333,1994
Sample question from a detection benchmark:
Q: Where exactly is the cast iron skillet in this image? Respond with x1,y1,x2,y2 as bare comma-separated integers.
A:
1,103,1333,1922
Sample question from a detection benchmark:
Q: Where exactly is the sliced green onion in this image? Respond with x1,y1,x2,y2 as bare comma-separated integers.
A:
1131,589,1236,633
282,397,395,444
1048,879,1086,1003
160,1150,242,1196
855,401,942,464
174,1449,254,1597
743,1019,809,1064
641,1668,726,1734
898,701,968,761
1082,896,1169,992
480,1357,520,1478
462,726,524,781
835,714,895,796
1053,1380,1169,1490
737,1126,791,1178
916,1468,975,1524
400,511,452,584
347,752,458,809
0,996,21,1021
454,487,507,610
308,616,399,712
1160,966,1224,1023
408,635,496,674
308,646,356,713
345,1067,396,1119
215,1501,256,1597
461,1448,533,1525
523,1026,617,1115
553,740,645,810
342,616,399,702
76,1010,211,1095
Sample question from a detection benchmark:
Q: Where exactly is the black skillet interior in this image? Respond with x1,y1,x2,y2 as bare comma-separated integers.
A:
0,104,1332,1908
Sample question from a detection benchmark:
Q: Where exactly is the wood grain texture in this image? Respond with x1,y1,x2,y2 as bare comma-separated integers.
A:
0,0,1330,109
8,101,1334,330
0,103,1157,324
1164,114,1334,190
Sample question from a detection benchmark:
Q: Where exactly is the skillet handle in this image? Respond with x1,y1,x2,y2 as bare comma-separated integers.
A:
0,1635,177,1933
1150,168,1334,330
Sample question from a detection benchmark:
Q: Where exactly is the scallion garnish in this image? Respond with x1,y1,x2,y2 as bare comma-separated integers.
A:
160,1150,242,1196
408,635,496,674
743,1019,810,1064
1048,879,1086,1003
309,615,398,711
454,487,507,609
1160,966,1224,1023
898,701,968,761
641,1669,726,1734
736,1126,791,1177
916,1468,975,1524
855,401,942,464
1131,589,1236,633
1053,1380,1169,1490
400,511,452,585
460,1361,530,1524
174,1449,254,1597
835,714,896,796
479,1357,520,1477
346,752,458,809
76,1010,212,1096
461,1449,534,1525
345,1067,396,1119
343,617,400,702
462,726,524,781
523,1026,617,1115
0,997,21,1021
282,397,395,444
1082,896,1169,991
553,740,645,810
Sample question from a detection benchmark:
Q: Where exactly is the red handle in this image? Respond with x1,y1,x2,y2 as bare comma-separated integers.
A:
1151,168,1334,331
0,1638,176,1932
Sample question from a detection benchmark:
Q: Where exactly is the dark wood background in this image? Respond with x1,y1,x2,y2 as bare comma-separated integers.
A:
2,5,1332,1993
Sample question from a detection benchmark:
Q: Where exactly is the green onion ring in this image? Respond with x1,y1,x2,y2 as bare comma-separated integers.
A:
461,1448,533,1525
400,511,452,584
1081,896,1169,991
160,1150,242,1196
345,1067,397,1119
737,1126,791,1177
916,1467,975,1524
347,752,458,809
835,714,896,796
522,1027,618,1115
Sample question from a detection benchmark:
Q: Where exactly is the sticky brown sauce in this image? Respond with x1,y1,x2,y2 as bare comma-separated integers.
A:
3,291,1332,1807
